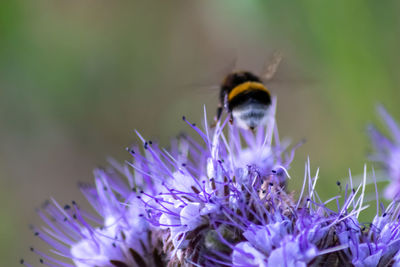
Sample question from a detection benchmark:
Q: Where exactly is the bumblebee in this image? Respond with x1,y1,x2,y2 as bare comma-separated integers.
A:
216,53,282,130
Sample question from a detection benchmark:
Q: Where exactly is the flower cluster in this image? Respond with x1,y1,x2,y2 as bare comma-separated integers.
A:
23,101,400,266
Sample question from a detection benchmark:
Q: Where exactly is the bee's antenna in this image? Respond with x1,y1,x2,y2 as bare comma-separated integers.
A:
261,51,283,81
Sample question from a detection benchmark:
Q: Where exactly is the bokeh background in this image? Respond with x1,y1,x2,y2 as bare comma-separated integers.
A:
2,0,400,265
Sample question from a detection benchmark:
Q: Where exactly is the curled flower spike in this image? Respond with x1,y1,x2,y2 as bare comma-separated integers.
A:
369,106,400,200
23,100,400,266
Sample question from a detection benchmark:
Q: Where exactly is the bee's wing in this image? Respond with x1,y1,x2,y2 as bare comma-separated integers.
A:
266,77,319,87
172,83,220,99
260,51,319,91
171,57,238,95
261,51,284,81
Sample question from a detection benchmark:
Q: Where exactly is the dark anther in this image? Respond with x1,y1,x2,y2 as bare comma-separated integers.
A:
269,182,274,186
64,205,71,210
104,186,108,191
72,200,76,205
306,198,311,202
30,247,34,251
383,213,387,217
129,248,147,267
336,181,341,186
182,163,186,166
20,259,24,264
34,232,39,236
40,259,43,264
271,170,277,174
182,116,186,120
352,188,356,193
73,214,77,220
149,141,152,145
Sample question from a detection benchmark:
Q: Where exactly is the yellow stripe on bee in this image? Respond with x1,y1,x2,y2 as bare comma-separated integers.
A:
228,81,269,102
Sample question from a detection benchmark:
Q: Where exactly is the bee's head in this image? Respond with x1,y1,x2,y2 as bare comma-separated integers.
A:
222,71,262,91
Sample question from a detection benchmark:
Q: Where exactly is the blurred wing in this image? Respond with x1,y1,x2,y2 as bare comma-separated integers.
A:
261,51,283,81
170,57,237,95
261,51,319,92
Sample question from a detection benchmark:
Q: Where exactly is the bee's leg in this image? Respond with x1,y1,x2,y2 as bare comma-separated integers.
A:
211,106,223,128
216,106,223,121
229,113,234,125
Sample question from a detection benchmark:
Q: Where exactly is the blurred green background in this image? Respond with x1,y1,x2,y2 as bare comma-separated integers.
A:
1,0,400,265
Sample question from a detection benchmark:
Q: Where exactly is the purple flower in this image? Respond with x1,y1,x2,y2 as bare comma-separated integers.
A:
27,168,160,267
336,206,400,267
369,106,400,199
232,219,319,267
268,240,318,267
23,101,400,266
